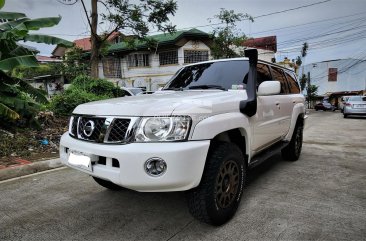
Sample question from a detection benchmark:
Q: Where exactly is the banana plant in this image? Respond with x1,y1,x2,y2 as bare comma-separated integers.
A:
0,1,73,124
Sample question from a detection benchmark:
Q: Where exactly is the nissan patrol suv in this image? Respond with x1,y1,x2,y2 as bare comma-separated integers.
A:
60,49,305,226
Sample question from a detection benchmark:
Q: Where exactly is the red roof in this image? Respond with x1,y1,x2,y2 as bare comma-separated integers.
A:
74,37,91,51
73,32,121,51
242,36,277,52
36,55,62,63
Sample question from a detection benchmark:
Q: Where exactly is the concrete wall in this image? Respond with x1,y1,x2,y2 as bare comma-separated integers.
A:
302,59,366,96
100,40,211,91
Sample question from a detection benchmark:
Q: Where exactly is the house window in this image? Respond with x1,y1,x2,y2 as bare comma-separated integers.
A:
184,50,209,64
159,50,178,66
102,57,121,78
127,54,150,67
328,68,337,81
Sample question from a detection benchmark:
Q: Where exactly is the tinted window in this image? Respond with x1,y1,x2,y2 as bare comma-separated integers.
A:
165,60,249,90
270,67,289,94
256,63,272,88
284,71,300,94
121,90,131,96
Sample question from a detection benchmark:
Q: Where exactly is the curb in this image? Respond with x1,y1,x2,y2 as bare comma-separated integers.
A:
0,158,63,181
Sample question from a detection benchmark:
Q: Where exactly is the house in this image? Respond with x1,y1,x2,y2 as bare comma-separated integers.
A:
27,55,63,98
52,31,122,58
302,59,366,107
241,36,276,63
99,28,213,90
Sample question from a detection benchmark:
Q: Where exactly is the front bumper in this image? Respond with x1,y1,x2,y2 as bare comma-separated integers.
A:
60,133,210,192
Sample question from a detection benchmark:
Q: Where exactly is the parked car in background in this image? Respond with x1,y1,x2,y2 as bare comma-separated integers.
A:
121,87,144,96
340,96,352,113
343,96,366,118
314,102,336,111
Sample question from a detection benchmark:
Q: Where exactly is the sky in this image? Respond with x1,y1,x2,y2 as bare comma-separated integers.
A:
2,0,366,64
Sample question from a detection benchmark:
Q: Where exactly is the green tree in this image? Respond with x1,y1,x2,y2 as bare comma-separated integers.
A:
307,84,318,108
59,46,89,81
299,73,307,91
295,42,308,74
210,8,253,59
0,2,73,125
58,0,177,78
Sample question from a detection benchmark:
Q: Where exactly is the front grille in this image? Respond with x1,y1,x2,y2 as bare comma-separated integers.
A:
69,116,133,144
78,117,106,142
107,119,131,142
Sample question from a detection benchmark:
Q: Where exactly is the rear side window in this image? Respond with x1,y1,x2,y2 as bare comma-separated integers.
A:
284,71,300,94
270,67,289,94
256,63,272,88
349,96,366,101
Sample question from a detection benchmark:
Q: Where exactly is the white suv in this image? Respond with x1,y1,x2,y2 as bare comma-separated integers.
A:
60,49,305,226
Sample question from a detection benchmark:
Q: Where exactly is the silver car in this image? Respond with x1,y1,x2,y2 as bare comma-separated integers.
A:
343,96,366,118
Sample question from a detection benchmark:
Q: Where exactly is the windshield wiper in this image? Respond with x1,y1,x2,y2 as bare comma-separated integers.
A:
188,85,225,90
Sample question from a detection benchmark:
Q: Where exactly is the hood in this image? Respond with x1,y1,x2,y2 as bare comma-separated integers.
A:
73,90,248,117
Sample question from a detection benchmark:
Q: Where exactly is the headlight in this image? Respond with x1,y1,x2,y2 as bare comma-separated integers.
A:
134,116,191,142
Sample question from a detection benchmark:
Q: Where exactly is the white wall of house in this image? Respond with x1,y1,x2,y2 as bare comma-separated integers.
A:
99,41,211,91
302,59,366,96
100,40,211,91
258,49,275,63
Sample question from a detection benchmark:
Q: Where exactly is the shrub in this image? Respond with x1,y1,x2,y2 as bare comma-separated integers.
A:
49,75,124,115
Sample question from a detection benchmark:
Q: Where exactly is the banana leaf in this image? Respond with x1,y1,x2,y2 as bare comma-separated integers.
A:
0,18,29,31
0,102,20,120
0,70,48,104
0,55,38,72
0,11,26,20
23,16,61,30
0,94,27,110
24,34,73,47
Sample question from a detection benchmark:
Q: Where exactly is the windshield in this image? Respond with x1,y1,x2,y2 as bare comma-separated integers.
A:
164,60,249,90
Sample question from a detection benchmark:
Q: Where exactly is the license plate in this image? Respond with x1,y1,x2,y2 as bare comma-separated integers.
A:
354,104,366,108
68,151,93,172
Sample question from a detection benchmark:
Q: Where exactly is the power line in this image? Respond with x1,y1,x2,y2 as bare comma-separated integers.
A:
253,0,331,19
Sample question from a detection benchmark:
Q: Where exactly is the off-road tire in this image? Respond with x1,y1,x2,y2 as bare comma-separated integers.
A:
186,142,246,226
92,177,124,191
282,123,303,161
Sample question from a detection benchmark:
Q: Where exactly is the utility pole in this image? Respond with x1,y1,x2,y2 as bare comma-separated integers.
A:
307,71,311,108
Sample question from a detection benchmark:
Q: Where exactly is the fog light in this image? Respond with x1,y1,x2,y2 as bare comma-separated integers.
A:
144,158,167,177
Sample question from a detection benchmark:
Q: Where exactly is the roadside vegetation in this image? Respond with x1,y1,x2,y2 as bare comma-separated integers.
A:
49,75,124,115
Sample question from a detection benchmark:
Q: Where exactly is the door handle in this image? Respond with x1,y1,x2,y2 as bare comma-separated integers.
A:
292,100,296,104
275,102,280,106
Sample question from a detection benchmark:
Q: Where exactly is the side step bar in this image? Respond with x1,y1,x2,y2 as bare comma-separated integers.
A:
248,141,289,169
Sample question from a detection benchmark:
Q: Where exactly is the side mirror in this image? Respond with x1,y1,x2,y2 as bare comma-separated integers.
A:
258,81,281,96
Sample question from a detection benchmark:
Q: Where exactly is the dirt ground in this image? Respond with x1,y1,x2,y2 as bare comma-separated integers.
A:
0,116,69,168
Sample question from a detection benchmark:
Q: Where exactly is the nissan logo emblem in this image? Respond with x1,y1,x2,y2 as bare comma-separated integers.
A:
83,120,95,137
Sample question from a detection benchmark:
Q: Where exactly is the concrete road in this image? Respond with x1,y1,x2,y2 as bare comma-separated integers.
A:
1,111,365,241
